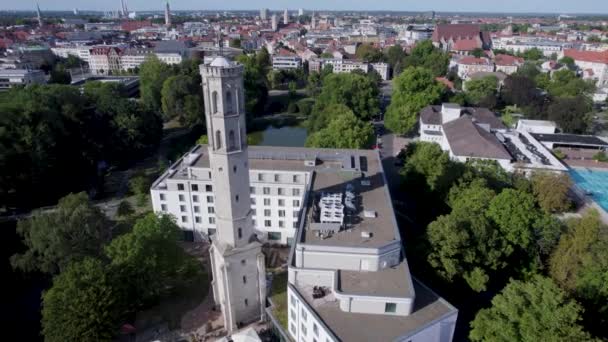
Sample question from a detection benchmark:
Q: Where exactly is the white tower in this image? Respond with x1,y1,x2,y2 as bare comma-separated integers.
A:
298,8,304,16
311,12,317,30
260,8,268,20
164,0,172,27
271,14,278,31
36,3,43,28
283,9,289,25
200,57,266,333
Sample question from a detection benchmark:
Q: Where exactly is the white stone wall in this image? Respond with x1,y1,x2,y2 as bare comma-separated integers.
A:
287,286,337,342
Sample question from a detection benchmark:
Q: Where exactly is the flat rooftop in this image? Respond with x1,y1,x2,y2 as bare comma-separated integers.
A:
531,133,608,148
300,155,399,248
294,279,456,342
339,261,413,298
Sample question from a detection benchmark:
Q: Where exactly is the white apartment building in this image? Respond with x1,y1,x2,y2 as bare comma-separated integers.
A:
0,69,46,90
493,36,574,57
88,46,124,75
151,145,311,245
121,47,153,71
419,104,567,174
563,49,608,87
51,45,91,63
455,56,494,80
272,55,303,70
285,148,458,342
370,62,390,80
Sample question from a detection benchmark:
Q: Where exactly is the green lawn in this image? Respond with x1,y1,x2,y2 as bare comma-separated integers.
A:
270,271,289,330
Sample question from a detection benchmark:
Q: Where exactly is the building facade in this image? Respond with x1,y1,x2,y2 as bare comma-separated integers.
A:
0,69,46,90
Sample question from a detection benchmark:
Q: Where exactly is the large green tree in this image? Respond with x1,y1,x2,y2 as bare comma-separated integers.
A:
385,44,407,75
384,67,444,135
547,69,595,98
404,40,450,77
161,74,204,126
355,43,385,62
402,142,462,195
428,180,502,291
550,210,608,323
236,52,269,116
531,172,572,213
465,75,498,108
308,73,379,131
41,258,123,342
470,276,592,342
547,96,592,134
487,189,540,249
105,213,199,307
305,107,374,149
11,192,111,274
139,55,173,112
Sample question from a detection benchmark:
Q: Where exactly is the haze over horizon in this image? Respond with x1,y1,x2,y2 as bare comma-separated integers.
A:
2,0,608,15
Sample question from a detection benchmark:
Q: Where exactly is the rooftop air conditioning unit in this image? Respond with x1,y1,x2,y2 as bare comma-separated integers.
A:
361,180,371,186
361,231,372,238
363,210,376,218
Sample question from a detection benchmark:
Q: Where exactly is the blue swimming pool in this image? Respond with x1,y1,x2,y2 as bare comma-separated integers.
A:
569,168,608,212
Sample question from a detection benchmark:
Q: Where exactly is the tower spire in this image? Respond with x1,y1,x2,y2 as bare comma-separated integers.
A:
164,0,172,28
36,3,43,28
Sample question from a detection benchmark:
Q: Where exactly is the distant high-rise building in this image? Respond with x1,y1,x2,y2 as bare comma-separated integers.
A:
271,14,278,31
73,8,79,15
283,9,289,25
311,11,317,30
164,1,171,27
36,3,43,27
298,8,304,16
260,8,268,20
120,0,129,17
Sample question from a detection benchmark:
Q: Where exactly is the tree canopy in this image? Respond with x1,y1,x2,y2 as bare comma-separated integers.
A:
550,210,608,324
465,75,499,108
308,73,379,131
384,67,444,135
470,276,592,342
355,43,385,62
404,40,450,77
139,55,174,112
11,192,110,275
236,51,270,116
305,106,374,149
531,172,572,213
161,74,204,127
41,258,123,342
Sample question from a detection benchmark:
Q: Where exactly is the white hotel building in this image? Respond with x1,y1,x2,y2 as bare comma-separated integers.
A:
150,56,458,341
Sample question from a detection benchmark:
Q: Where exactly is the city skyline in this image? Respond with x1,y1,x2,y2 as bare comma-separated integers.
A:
3,0,608,14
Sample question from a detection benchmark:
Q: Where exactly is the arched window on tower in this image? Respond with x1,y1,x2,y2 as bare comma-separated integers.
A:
226,91,233,114
228,130,236,151
215,130,222,150
212,91,218,114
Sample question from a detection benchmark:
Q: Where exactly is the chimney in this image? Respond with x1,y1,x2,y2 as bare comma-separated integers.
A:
441,103,462,124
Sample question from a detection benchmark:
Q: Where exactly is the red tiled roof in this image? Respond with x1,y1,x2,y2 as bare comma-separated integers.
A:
458,56,491,65
436,77,454,90
452,38,481,51
564,49,608,64
433,24,481,42
494,54,524,66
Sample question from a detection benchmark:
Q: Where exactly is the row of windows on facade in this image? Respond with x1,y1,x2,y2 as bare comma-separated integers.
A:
174,213,298,229
167,203,300,217
169,183,302,195
160,193,301,208
251,187,301,196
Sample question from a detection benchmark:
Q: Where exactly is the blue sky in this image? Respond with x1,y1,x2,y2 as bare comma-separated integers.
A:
6,0,608,14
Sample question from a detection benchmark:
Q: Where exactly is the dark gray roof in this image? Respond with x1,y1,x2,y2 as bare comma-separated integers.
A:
153,40,191,53
443,116,512,160
531,133,608,147
419,105,506,130
420,105,443,125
